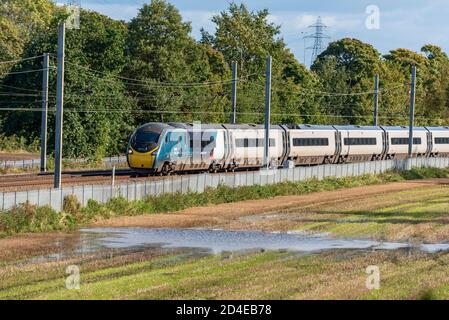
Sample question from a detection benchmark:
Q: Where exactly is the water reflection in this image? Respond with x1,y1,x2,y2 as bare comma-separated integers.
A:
80,227,449,254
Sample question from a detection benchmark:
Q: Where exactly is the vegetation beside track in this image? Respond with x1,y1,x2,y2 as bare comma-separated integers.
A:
1,167,448,238
1,246,449,300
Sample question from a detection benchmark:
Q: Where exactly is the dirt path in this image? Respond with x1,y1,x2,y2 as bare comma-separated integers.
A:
92,179,447,229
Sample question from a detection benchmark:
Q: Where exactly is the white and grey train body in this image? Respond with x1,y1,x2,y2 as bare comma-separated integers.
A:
127,122,449,174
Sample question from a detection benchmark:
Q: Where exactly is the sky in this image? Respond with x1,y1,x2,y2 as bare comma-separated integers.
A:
75,0,449,66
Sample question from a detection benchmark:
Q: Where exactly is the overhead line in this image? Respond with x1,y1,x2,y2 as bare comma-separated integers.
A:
53,56,260,88
0,55,45,65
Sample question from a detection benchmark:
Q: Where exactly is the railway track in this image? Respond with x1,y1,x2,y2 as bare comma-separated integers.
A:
0,169,151,192
0,166,261,192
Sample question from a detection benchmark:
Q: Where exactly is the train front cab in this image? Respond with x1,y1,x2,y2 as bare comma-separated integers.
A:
127,123,170,173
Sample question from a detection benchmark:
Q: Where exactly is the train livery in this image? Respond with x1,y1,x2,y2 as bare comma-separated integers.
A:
127,122,449,175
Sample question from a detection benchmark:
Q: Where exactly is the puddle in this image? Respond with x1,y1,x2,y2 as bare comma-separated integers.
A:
79,227,449,254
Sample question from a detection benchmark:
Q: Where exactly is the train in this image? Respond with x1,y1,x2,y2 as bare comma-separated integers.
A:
126,122,449,175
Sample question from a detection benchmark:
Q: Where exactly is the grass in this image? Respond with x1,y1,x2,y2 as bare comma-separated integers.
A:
288,183,449,242
0,166,448,238
2,248,449,300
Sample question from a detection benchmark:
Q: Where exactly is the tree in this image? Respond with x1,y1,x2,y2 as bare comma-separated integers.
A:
203,3,321,124
1,8,134,159
312,38,382,124
0,0,55,77
125,0,230,124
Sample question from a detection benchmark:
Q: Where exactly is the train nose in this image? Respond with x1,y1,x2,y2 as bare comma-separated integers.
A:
128,148,156,169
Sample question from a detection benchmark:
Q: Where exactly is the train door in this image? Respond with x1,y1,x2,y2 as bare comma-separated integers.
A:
426,130,433,157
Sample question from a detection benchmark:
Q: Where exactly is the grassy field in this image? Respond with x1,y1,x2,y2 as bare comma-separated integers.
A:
1,248,448,300
285,185,449,242
1,172,449,299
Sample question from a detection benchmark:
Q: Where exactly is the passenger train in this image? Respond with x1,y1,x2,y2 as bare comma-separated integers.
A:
126,122,449,175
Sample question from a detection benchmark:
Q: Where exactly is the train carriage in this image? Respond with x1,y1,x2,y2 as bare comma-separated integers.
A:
381,126,429,160
334,126,384,163
286,125,337,165
223,124,286,170
426,126,449,158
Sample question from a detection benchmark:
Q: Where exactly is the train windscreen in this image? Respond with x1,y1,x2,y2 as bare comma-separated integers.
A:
131,128,161,153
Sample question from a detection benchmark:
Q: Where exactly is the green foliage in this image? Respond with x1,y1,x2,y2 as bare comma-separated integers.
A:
2,0,449,156
0,133,39,153
0,0,55,76
418,288,438,300
125,0,230,124
63,194,81,215
0,202,73,237
202,3,322,124
312,38,382,124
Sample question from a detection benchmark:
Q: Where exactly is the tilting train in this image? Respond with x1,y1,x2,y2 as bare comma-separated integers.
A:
126,122,449,175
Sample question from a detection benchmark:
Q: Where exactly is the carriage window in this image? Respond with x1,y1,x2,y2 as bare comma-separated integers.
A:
435,137,449,144
391,137,421,145
235,138,275,148
293,138,329,146
201,136,216,149
189,132,216,149
343,137,377,145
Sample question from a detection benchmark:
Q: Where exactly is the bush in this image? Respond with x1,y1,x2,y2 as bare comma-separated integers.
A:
0,202,66,235
63,195,81,215
0,134,39,153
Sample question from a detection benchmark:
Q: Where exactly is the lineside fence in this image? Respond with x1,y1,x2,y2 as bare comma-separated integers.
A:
1,157,448,212
0,155,127,170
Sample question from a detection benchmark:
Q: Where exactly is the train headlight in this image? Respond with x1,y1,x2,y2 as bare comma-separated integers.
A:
128,148,133,155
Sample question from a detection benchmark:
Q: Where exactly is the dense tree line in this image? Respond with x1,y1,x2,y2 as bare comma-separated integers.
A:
1,0,449,159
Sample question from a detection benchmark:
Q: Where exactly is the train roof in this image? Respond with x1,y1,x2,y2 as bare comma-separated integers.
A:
287,124,335,130
138,122,171,133
168,122,225,130
424,126,449,131
333,125,383,131
168,123,284,130
381,126,427,131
